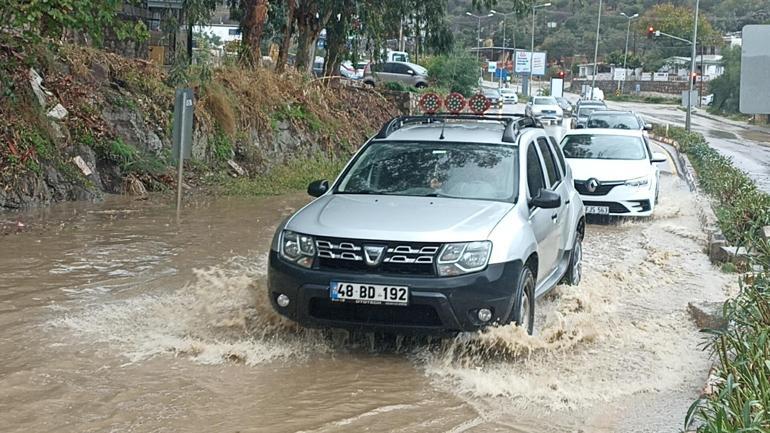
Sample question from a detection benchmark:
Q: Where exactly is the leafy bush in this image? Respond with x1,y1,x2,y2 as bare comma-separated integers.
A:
222,154,346,196
384,81,408,92
658,125,770,431
422,51,479,97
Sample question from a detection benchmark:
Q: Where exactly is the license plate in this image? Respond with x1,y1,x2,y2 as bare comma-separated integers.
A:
330,281,409,306
586,205,610,215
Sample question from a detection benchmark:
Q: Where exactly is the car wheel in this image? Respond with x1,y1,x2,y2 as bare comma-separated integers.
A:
364,81,375,88
511,266,535,335
563,234,583,286
415,82,427,89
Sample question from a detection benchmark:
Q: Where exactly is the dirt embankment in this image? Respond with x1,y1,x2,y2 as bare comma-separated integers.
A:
0,36,398,210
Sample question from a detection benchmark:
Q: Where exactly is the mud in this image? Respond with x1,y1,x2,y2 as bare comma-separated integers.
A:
0,174,733,433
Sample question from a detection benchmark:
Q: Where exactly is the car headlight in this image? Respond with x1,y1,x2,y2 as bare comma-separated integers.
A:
437,241,492,276
280,230,315,268
625,176,649,187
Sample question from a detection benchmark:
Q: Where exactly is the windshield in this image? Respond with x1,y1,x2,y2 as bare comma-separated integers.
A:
561,134,647,160
587,114,641,129
484,89,500,97
577,106,601,117
336,141,518,202
500,88,515,94
534,97,557,105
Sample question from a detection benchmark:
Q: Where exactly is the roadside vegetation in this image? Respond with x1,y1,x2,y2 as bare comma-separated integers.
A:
606,95,680,105
655,125,770,431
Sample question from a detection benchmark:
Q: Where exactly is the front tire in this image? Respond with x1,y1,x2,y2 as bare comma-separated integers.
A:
511,266,536,335
563,234,583,286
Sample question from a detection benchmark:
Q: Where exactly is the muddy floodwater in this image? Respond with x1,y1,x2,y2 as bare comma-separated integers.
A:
0,174,733,433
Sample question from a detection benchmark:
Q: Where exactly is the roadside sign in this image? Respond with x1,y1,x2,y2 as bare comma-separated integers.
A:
487,61,496,73
172,88,194,161
740,25,770,114
515,51,547,75
550,78,564,98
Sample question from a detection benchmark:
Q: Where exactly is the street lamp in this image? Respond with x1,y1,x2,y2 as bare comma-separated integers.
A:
619,12,639,93
529,2,551,97
491,9,517,88
589,0,603,100
466,11,494,80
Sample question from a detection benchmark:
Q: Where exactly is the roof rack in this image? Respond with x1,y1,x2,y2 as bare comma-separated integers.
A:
374,113,543,143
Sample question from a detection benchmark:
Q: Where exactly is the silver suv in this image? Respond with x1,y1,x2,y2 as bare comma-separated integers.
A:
362,61,429,88
268,114,585,335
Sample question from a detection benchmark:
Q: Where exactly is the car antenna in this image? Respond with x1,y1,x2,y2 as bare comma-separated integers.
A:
438,120,446,140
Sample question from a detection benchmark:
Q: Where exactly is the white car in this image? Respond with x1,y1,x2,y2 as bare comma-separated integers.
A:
525,96,563,124
560,129,667,217
500,88,518,104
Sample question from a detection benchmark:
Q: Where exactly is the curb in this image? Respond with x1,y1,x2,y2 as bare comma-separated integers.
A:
650,133,724,261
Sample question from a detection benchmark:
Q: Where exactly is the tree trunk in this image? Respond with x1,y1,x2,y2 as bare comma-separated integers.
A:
240,0,269,67
323,1,352,78
294,1,333,74
276,0,296,72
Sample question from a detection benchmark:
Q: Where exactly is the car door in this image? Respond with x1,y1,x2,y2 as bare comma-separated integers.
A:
535,136,566,263
526,140,560,284
546,136,574,254
390,63,413,85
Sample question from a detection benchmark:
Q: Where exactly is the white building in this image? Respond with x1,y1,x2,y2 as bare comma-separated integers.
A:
194,24,241,46
660,55,724,80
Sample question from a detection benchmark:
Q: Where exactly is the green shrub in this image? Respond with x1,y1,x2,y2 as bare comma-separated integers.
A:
384,81,408,92
222,154,346,196
422,51,479,97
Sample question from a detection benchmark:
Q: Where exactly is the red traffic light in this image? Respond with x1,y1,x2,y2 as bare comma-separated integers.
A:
558,71,565,78
647,26,655,38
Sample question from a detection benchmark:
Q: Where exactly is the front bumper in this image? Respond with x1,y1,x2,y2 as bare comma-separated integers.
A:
267,251,522,334
579,184,655,216
534,114,563,124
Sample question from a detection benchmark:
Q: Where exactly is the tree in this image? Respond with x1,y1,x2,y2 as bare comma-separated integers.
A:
294,0,334,73
709,46,741,114
240,0,270,67
637,4,722,49
323,0,354,77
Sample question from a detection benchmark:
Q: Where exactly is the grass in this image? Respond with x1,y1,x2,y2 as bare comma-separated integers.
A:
658,125,770,432
221,154,346,196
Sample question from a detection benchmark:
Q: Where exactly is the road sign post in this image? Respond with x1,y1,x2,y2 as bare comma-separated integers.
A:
173,88,194,212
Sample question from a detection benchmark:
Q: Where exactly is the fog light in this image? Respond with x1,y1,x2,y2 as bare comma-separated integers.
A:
276,294,290,307
477,308,492,322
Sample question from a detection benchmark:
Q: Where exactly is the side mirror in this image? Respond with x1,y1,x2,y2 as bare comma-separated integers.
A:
643,123,653,131
307,179,329,197
531,189,561,209
407,69,415,75
651,152,667,164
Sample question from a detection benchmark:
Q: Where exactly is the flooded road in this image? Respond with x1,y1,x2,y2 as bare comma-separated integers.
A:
0,173,733,433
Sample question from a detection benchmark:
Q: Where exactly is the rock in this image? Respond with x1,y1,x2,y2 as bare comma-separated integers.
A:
123,174,147,196
29,68,48,107
101,105,160,154
688,301,727,330
227,159,247,177
72,156,93,176
716,246,752,265
47,103,68,120
762,226,770,242
707,233,728,263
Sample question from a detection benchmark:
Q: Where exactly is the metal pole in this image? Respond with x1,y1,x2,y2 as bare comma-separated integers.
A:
176,97,186,212
590,0,603,100
501,16,506,88
621,18,631,92
477,17,482,79
699,44,704,106
530,5,535,97
686,0,699,132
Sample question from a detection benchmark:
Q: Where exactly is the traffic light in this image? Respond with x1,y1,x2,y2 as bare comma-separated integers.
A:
647,26,655,39
692,72,698,85
558,70,565,79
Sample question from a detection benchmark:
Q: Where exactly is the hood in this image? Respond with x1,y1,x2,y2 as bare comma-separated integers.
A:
566,158,651,182
533,104,562,113
286,194,514,242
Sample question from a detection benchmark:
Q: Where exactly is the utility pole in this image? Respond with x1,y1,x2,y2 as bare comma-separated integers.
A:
620,12,639,93
491,9,516,88
590,0,603,100
530,2,551,97
685,0,700,132
466,12,494,82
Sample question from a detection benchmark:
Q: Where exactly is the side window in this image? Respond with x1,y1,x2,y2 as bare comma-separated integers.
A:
371,63,384,73
537,137,561,186
526,142,546,198
549,136,567,175
391,63,410,75
382,63,395,73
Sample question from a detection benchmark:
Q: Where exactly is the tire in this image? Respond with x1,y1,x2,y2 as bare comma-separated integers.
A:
563,234,583,286
415,82,427,89
511,266,536,335
364,80,375,88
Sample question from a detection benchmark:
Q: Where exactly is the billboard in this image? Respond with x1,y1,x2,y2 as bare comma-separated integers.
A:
740,25,770,114
515,51,547,76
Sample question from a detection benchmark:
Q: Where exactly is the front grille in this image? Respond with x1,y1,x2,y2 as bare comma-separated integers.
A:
315,237,440,276
583,201,630,214
574,180,623,196
308,298,443,327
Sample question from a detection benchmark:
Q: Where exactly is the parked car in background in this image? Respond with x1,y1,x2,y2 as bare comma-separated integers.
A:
268,113,586,335
525,96,563,125
339,62,357,79
560,129,667,217
500,88,518,104
555,97,573,116
362,61,429,88
586,110,652,131
354,61,369,79
483,88,503,108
